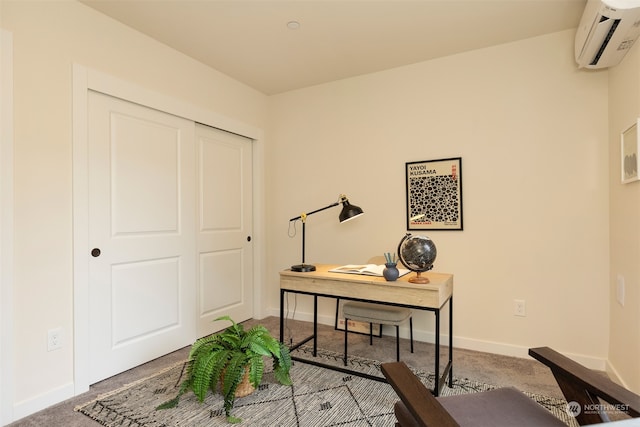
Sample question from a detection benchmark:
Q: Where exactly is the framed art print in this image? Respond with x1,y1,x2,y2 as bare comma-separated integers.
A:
621,120,640,184
406,157,463,230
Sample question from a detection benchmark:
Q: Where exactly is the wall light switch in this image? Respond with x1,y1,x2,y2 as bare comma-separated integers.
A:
514,299,526,317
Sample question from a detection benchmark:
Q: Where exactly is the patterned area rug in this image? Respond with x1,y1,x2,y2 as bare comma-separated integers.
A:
76,346,577,426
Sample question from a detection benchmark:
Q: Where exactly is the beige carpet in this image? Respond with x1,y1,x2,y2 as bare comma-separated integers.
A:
9,316,568,426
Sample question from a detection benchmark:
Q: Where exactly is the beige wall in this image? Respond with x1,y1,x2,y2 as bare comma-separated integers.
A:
3,0,637,423
268,29,610,365
608,42,640,392
1,0,268,420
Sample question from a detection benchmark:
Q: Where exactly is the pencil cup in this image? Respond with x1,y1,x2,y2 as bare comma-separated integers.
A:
383,263,399,281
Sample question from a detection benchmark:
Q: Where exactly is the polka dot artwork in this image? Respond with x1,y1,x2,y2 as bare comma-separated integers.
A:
408,175,459,224
406,158,463,230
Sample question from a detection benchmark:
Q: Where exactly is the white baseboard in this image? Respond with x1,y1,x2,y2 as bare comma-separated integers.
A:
453,335,531,359
606,359,630,389
272,308,608,370
11,382,75,423
452,335,606,371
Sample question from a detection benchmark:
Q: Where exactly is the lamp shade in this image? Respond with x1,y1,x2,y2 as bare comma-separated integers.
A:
338,197,364,223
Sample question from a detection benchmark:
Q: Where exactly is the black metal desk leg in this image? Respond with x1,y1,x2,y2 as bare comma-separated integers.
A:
434,309,440,396
280,289,285,343
313,295,318,356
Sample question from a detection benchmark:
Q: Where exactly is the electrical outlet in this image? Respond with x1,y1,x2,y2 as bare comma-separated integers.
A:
48,328,62,351
514,300,526,317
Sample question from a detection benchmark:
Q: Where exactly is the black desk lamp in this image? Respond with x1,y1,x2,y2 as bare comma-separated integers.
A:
289,194,364,272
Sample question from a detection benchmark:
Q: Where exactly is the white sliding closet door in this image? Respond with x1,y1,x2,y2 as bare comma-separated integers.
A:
87,91,197,383
196,124,253,337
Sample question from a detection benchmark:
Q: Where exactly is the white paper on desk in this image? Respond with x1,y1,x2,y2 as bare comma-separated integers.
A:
329,264,410,277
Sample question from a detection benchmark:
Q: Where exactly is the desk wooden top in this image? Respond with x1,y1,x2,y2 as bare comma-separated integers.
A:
280,264,453,309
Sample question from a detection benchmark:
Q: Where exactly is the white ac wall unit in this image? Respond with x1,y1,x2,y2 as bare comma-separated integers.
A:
575,0,640,69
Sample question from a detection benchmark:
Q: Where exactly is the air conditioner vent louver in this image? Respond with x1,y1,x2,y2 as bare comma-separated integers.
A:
590,19,621,65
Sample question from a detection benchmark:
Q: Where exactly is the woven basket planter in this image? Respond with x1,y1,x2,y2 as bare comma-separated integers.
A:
221,366,255,398
234,367,255,397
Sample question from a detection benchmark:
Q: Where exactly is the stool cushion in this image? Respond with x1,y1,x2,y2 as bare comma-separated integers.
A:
343,301,411,325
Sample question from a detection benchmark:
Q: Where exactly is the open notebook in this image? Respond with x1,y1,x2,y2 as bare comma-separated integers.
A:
329,264,410,277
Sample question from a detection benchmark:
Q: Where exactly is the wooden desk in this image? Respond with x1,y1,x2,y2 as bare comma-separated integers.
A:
279,264,453,395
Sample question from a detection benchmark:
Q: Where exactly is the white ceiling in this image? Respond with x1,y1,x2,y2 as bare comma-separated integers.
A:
81,0,587,95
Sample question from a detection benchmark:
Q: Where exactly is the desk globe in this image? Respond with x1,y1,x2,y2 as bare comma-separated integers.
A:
397,233,437,284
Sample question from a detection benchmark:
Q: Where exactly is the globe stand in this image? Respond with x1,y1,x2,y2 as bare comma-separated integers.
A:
409,271,430,284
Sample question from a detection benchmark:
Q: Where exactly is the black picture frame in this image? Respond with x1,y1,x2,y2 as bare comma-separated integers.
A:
405,157,463,230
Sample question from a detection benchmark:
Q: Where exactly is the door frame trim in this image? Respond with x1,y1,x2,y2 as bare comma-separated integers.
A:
1,29,15,424
72,64,266,394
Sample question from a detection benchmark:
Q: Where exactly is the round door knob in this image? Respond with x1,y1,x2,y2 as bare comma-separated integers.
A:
91,248,101,257
247,236,252,242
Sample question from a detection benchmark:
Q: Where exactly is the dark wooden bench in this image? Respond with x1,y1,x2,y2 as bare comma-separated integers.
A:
381,347,640,426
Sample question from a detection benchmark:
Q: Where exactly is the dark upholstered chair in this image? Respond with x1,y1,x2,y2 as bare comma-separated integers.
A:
381,347,640,427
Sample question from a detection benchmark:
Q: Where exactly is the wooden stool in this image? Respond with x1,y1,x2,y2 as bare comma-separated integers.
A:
342,301,413,366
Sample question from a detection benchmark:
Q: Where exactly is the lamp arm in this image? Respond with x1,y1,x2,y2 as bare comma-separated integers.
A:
289,201,340,222
288,195,360,272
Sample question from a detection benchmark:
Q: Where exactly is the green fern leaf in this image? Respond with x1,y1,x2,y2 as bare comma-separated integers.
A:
248,355,264,387
156,395,180,410
215,315,244,337
220,352,249,417
245,325,269,343
275,369,292,386
220,333,241,349
272,343,292,386
221,352,247,397
156,363,195,411
244,326,280,357
207,350,230,393
192,349,229,402
189,334,220,359
227,415,242,424
247,336,271,357
262,335,282,356
214,315,233,323
278,341,291,366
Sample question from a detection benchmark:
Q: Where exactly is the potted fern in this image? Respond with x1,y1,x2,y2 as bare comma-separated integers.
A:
157,316,292,423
